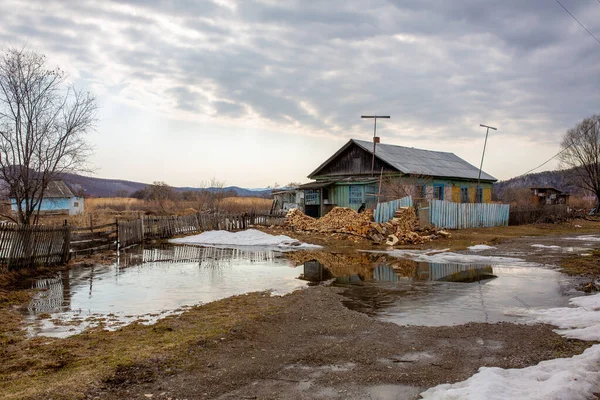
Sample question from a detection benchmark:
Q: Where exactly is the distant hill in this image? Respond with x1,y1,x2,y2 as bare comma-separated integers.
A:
493,168,588,199
61,173,272,198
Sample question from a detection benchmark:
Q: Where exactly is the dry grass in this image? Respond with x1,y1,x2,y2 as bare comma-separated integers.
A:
86,198,146,212
34,196,273,228
418,218,600,251
217,197,272,213
0,291,277,400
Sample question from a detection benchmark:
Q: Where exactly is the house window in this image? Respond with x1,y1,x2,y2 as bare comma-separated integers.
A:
460,187,469,203
73,202,79,207
476,187,483,203
433,184,444,200
349,185,363,205
305,190,320,205
416,185,426,199
365,184,377,205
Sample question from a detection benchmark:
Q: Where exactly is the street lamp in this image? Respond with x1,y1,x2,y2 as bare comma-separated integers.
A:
361,115,390,175
476,124,497,203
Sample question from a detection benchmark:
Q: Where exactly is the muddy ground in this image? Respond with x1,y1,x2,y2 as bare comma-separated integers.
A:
88,287,590,400
1,220,599,399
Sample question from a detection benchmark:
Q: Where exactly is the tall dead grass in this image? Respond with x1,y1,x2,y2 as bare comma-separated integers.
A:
36,196,274,227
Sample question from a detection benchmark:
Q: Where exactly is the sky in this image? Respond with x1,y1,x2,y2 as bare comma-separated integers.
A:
0,0,599,188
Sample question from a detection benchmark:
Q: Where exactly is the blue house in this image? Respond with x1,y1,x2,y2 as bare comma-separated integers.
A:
299,138,497,217
11,180,85,216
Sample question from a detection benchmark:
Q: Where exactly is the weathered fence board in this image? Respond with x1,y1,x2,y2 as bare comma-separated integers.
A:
427,199,509,229
0,224,70,270
374,196,413,224
70,221,117,255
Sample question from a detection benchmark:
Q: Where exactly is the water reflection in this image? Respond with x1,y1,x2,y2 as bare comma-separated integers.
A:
24,245,306,337
288,251,495,284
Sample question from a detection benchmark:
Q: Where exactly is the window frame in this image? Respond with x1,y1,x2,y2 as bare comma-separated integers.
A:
433,184,444,201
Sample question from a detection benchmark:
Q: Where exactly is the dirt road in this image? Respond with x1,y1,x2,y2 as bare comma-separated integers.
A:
89,286,590,400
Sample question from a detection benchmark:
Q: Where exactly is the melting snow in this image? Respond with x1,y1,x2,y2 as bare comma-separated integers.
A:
467,244,496,252
379,249,533,267
170,229,320,249
564,235,600,242
421,293,600,399
531,244,561,249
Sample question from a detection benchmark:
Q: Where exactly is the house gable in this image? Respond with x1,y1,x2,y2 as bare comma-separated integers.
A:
309,141,398,179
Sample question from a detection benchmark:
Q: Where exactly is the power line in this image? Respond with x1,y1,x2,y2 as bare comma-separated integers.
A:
514,117,600,178
555,0,600,46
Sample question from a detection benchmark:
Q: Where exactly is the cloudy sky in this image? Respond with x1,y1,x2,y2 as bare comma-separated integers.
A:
1,0,599,188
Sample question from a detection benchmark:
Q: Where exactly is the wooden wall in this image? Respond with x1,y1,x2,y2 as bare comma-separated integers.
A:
312,142,396,178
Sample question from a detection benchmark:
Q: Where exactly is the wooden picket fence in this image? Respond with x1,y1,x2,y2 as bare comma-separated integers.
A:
117,212,286,249
71,222,117,256
139,213,285,241
0,224,70,270
426,199,510,229
0,212,287,269
374,196,413,224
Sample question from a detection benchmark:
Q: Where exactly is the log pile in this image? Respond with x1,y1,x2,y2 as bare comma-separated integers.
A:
284,206,450,246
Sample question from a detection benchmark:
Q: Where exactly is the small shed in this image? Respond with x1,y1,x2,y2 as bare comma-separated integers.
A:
272,188,304,214
11,181,85,215
530,187,569,205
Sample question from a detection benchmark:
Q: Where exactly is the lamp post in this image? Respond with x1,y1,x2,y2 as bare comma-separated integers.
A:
476,124,497,203
361,115,390,176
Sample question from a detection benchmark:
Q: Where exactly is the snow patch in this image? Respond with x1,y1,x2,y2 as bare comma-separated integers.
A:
421,293,600,399
468,244,496,252
420,345,600,400
564,235,600,242
378,249,532,266
531,244,561,249
169,229,320,249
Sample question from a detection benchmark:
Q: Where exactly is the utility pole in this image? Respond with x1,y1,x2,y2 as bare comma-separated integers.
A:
476,124,497,203
361,115,390,176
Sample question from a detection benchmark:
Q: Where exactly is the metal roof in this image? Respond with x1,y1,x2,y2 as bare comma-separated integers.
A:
297,181,334,190
44,181,75,198
351,139,497,181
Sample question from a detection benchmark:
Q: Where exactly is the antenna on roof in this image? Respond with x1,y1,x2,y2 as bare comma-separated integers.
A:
361,115,390,176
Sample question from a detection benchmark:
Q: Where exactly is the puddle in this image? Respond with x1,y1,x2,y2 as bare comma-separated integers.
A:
287,250,578,327
23,246,583,336
23,245,308,337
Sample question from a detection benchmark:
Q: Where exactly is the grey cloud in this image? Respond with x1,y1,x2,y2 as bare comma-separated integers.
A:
1,0,600,143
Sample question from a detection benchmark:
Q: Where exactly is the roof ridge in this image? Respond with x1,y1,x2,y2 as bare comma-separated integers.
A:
351,138,457,155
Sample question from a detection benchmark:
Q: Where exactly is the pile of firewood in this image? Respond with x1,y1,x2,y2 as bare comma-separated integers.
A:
285,208,317,230
284,206,450,246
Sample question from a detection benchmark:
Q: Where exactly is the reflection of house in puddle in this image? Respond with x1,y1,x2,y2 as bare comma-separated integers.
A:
289,251,495,284
119,246,277,269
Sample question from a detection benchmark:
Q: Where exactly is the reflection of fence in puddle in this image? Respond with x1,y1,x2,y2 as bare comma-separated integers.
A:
119,246,277,268
28,274,68,314
416,263,494,282
300,258,494,284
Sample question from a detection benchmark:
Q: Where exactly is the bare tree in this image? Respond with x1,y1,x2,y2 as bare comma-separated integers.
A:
148,181,174,212
0,47,97,224
559,115,600,210
380,174,432,202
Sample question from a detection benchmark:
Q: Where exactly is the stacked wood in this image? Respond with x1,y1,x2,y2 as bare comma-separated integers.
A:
284,209,317,230
284,206,449,246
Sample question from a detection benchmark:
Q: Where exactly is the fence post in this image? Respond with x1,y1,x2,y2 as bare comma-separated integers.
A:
116,218,120,250
62,225,71,264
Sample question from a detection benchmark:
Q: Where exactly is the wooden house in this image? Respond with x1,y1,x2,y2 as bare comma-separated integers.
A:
299,138,497,217
10,180,85,216
530,187,569,205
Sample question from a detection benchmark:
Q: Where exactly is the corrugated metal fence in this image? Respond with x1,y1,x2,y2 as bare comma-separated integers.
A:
374,196,413,224
427,199,510,229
